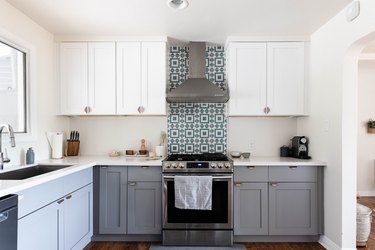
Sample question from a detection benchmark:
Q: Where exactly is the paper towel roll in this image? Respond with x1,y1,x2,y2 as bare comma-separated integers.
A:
46,132,63,159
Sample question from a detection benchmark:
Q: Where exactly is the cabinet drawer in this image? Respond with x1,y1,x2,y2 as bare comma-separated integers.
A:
63,168,93,194
269,166,317,182
128,166,162,182
234,166,268,182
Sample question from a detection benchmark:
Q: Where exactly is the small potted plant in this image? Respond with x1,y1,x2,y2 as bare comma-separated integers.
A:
368,119,375,133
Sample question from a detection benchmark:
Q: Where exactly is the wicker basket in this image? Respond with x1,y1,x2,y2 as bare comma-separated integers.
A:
357,203,372,247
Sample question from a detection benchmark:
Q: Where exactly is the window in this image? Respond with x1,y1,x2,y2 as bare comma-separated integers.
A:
0,41,26,133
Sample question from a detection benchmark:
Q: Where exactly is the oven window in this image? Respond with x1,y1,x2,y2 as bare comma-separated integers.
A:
166,181,228,223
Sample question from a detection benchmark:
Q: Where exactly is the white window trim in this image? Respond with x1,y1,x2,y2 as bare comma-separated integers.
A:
0,26,37,143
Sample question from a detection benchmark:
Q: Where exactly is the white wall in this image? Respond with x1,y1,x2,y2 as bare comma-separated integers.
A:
69,116,166,155
357,60,375,196
228,117,297,156
297,0,375,248
0,0,69,166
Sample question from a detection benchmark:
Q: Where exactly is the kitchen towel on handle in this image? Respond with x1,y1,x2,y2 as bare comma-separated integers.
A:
174,176,212,210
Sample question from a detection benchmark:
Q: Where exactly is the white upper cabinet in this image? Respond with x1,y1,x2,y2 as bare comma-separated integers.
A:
59,42,116,115
117,42,166,115
88,43,116,115
227,42,305,116
60,42,88,115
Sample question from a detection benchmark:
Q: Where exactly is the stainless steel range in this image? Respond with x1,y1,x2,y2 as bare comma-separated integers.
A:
162,153,233,246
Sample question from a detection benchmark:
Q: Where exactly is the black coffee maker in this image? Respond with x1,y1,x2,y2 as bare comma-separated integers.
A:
290,136,311,159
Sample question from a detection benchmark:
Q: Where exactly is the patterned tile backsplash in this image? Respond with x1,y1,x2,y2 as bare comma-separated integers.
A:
167,46,228,154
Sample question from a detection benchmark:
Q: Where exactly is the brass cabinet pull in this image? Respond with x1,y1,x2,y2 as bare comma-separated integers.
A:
57,199,64,204
270,183,278,187
128,182,137,186
289,166,298,170
137,106,145,114
66,195,72,200
263,106,270,114
247,166,255,170
101,166,108,169
234,182,242,187
141,166,150,169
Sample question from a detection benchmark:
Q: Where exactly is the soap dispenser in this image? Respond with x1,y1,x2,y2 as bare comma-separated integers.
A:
26,147,34,164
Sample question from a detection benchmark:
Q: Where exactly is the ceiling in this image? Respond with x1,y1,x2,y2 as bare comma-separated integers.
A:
6,0,352,44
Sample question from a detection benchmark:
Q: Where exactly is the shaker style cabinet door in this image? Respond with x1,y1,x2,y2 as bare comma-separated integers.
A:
227,42,305,116
116,42,166,115
99,166,128,234
234,182,268,235
227,43,267,116
266,42,305,115
60,42,116,115
87,42,116,115
127,181,162,234
268,182,318,235
60,42,88,115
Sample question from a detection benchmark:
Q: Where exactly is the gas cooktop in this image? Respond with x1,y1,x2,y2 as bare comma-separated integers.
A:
162,153,233,172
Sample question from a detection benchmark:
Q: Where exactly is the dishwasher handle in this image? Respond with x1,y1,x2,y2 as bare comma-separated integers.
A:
0,211,8,223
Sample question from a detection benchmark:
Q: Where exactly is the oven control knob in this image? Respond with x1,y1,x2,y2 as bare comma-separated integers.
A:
178,163,185,169
172,163,178,169
165,163,171,169
210,163,217,168
224,163,231,169
218,163,224,168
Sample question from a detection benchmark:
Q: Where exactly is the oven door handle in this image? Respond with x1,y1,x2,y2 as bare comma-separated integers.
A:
163,175,232,180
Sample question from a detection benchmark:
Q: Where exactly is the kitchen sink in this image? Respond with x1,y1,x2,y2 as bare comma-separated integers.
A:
0,165,72,180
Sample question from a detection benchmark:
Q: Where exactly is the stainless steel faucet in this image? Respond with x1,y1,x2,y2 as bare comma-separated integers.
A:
0,124,16,170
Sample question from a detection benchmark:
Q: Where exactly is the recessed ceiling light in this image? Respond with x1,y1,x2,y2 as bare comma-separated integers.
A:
167,0,189,10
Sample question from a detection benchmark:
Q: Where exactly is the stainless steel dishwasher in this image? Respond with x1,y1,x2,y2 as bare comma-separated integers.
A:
0,194,18,250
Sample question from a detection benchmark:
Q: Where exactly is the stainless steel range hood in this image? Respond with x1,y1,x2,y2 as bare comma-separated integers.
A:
166,42,229,103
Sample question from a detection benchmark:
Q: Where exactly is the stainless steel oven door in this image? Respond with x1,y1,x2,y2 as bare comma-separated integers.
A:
162,174,233,230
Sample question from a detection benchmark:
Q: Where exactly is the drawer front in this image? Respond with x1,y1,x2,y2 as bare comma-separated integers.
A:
269,166,317,182
234,166,268,182
128,166,162,182
63,168,93,194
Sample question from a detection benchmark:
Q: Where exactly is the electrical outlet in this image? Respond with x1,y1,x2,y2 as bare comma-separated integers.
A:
249,142,255,152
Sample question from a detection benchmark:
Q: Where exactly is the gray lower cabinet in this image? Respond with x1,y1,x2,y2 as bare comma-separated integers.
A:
18,183,93,250
18,199,61,250
98,166,127,234
234,182,268,235
127,181,162,234
97,165,162,236
234,165,322,237
269,182,317,235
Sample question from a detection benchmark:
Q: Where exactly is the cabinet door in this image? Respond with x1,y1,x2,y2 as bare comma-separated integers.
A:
60,42,88,115
88,42,116,114
18,200,62,250
266,42,305,115
269,182,317,235
63,184,93,250
127,181,162,234
234,182,268,235
227,43,267,116
99,166,127,234
116,42,142,115
141,42,166,115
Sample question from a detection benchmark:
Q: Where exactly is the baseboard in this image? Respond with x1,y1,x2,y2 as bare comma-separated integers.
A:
357,190,375,196
319,235,341,250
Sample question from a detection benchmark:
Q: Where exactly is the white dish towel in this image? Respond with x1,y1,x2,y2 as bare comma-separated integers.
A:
174,176,212,210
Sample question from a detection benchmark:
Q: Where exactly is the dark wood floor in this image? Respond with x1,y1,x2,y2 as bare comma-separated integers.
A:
84,197,375,250
357,196,375,250
84,242,325,250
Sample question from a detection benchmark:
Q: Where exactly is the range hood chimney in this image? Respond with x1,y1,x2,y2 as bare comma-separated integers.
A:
166,42,229,103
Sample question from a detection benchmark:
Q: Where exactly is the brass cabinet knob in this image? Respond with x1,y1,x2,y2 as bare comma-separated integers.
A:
137,106,145,114
84,106,92,114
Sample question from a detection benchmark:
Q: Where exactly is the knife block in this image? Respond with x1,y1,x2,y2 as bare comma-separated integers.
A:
66,140,80,156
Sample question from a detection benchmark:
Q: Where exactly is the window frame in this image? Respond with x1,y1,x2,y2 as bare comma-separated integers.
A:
0,28,37,143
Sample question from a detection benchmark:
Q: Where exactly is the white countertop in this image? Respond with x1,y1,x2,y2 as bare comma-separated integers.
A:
0,155,325,197
231,156,326,166
0,155,163,197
